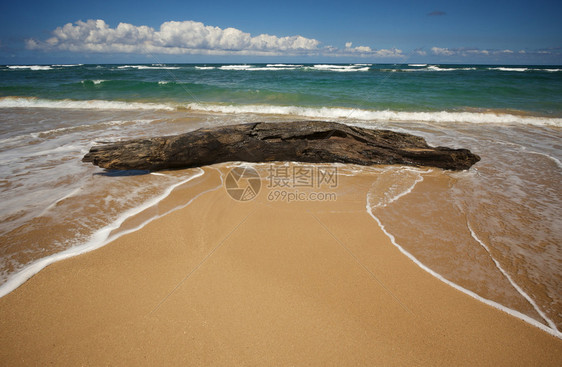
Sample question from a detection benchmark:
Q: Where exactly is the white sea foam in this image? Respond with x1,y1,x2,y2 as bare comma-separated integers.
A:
0,97,175,111
2,96,559,128
312,64,370,72
490,67,561,73
81,79,105,85
253,67,299,71
195,66,216,70
25,119,153,140
391,65,476,72
266,64,303,68
365,180,562,339
39,187,83,217
489,67,529,72
219,64,298,71
426,65,476,71
185,103,562,127
219,65,253,70
467,223,559,331
117,65,180,70
526,150,562,169
427,65,456,71
7,65,53,71
0,169,206,298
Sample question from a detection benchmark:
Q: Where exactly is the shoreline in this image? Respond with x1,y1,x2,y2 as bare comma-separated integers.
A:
1,164,561,365
0,168,208,299
1,96,562,128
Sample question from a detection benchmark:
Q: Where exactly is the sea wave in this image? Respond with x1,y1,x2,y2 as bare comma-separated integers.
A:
266,64,303,68
487,67,561,72
427,65,477,71
1,97,559,127
382,65,476,72
0,97,175,111
219,64,300,71
217,64,370,72
311,64,370,72
81,79,106,85
186,103,562,127
489,67,529,72
116,65,181,70
384,65,560,73
219,65,253,70
6,65,53,71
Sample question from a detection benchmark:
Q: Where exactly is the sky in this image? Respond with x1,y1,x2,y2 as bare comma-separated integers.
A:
1,0,561,65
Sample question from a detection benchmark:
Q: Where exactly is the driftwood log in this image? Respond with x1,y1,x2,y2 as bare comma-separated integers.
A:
82,121,480,171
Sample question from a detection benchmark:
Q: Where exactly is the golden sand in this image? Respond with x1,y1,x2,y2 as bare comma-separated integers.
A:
0,165,560,366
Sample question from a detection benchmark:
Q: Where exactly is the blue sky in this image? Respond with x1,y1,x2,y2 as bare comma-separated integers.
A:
1,0,560,64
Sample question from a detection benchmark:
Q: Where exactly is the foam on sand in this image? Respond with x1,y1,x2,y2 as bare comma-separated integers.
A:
0,169,206,298
467,223,559,331
365,169,562,339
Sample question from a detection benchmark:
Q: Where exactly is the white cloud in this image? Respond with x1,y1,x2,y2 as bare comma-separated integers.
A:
430,46,541,58
340,41,401,57
27,19,410,59
27,19,320,55
373,48,403,57
431,47,455,56
353,45,373,53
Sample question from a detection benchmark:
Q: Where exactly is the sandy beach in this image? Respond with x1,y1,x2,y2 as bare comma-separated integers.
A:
1,164,561,366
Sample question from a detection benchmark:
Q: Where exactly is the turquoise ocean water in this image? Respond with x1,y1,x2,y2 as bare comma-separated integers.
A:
1,63,561,118
0,63,561,337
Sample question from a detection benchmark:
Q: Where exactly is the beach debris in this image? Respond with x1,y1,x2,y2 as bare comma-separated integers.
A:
82,121,480,171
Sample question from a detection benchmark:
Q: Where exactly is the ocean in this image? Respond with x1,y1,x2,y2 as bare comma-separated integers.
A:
0,63,561,336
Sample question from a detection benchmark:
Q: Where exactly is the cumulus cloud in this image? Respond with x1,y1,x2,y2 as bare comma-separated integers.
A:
431,46,455,56
341,41,402,58
27,19,320,56
26,19,408,59
345,41,372,53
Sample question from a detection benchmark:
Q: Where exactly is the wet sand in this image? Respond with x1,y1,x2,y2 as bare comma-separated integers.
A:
0,165,561,366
